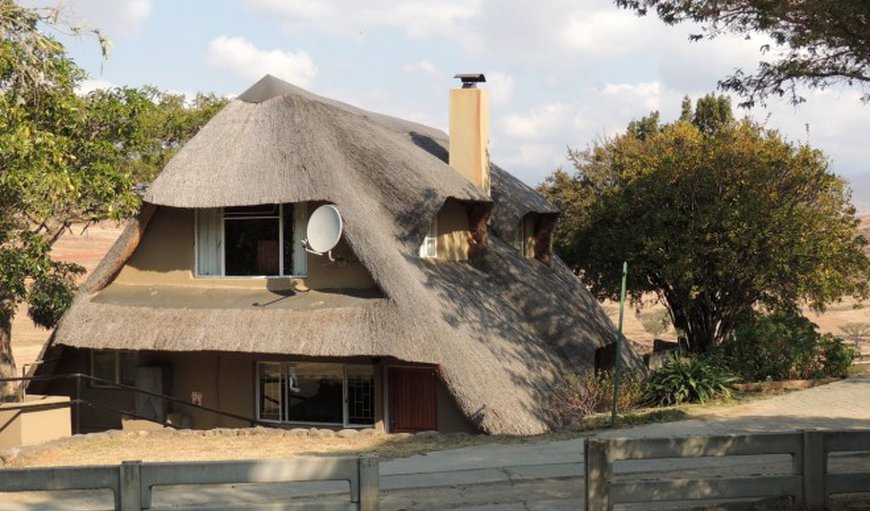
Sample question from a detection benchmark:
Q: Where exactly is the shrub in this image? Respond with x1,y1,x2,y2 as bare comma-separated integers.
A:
550,370,645,428
643,353,736,407
720,310,857,381
639,309,671,338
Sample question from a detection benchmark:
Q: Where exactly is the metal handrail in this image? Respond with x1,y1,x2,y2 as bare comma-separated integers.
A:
1,373,275,433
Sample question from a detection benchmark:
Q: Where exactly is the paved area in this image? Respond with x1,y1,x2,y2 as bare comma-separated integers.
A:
2,371,869,510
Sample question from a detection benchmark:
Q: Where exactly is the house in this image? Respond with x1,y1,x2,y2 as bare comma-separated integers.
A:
31,75,637,436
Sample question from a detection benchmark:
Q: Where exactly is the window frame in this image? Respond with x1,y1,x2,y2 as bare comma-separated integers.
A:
255,361,375,428
194,203,308,279
418,217,438,259
89,350,137,388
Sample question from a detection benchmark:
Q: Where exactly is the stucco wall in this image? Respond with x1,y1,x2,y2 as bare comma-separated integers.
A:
0,395,71,448
436,200,472,261
44,348,476,434
114,205,377,291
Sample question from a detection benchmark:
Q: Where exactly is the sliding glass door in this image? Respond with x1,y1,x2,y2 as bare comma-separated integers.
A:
256,362,375,427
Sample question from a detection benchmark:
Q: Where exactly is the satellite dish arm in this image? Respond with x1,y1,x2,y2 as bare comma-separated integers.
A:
301,239,335,262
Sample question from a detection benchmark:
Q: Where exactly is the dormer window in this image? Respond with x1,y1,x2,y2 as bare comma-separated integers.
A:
513,213,556,264
418,218,438,259
196,203,308,277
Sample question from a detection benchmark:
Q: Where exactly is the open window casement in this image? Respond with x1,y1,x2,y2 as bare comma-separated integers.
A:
418,217,438,259
195,203,308,277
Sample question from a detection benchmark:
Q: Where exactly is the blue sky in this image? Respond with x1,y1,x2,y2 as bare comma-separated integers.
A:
28,0,870,212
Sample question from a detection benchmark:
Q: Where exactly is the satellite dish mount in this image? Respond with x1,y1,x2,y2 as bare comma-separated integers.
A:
302,204,343,262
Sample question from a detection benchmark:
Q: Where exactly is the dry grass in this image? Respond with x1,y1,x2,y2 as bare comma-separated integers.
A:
5,429,523,469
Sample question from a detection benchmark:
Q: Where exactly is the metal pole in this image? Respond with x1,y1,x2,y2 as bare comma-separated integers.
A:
75,374,81,435
611,261,628,428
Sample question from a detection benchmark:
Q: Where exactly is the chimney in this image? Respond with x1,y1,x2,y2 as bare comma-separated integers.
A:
449,73,490,195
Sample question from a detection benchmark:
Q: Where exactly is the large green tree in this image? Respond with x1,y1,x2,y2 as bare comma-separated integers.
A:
0,1,227,398
615,0,870,106
540,95,869,353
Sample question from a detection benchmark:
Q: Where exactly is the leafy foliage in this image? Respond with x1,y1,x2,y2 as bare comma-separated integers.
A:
0,1,227,393
639,309,671,338
643,353,737,406
540,94,870,353
614,0,870,106
718,310,858,381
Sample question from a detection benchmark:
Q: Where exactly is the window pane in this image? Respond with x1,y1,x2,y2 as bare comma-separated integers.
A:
225,217,280,275
92,351,116,384
118,351,138,386
283,204,294,275
287,363,343,424
258,363,283,422
347,365,375,425
292,203,308,276
196,208,222,276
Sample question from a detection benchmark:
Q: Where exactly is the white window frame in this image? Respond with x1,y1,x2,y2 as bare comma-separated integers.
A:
418,217,438,259
255,362,375,428
195,203,308,278
89,350,136,388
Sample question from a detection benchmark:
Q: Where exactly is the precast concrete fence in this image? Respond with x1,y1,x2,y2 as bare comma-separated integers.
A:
0,455,379,510
585,430,870,511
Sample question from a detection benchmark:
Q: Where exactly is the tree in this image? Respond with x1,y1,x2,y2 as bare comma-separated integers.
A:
615,0,870,106
0,1,227,398
540,95,870,353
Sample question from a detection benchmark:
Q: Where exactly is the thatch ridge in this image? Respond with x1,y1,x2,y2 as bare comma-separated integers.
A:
51,76,639,435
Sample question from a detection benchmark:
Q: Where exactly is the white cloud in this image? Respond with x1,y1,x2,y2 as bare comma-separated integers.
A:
485,71,514,105
75,78,113,95
403,59,440,76
504,103,569,140
20,0,153,38
242,0,480,39
207,36,318,87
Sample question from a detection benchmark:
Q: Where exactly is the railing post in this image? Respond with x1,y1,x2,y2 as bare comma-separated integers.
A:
119,460,142,511
357,454,379,511
75,374,82,435
585,438,611,511
802,430,826,510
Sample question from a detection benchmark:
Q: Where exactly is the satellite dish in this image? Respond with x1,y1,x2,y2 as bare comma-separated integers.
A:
305,204,343,254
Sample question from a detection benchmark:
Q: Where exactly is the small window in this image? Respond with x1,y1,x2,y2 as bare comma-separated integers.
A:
90,350,137,387
196,203,308,277
514,217,535,258
418,218,438,259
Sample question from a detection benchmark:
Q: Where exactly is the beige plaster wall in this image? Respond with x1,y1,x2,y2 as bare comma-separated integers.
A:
114,205,377,291
0,395,71,448
436,200,472,261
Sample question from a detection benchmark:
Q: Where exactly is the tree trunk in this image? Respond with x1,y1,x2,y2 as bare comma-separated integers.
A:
0,306,18,401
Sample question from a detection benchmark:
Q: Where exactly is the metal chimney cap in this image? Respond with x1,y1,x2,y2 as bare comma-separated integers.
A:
454,73,486,88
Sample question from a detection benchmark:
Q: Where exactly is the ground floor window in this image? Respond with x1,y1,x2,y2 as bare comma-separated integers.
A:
256,362,375,426
90,350,137,387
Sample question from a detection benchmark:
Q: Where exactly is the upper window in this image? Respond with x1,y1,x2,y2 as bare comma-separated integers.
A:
196,203,308,277
514,216,535,259
418,218,438,259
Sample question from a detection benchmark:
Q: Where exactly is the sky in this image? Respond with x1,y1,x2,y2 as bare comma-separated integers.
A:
26,0,870,213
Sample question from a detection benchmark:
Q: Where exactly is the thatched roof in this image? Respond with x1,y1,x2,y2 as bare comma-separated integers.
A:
50,75,638,435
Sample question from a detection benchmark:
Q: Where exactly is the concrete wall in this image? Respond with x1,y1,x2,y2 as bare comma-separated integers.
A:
114,205,377,291
0,395,71,448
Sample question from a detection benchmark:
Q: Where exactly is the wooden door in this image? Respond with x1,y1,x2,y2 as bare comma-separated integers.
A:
388,367,437,433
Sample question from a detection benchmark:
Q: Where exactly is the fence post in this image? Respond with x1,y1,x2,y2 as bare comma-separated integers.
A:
585,438,611,511
802,431,826,510
358,454,379,511
119,460,142,511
